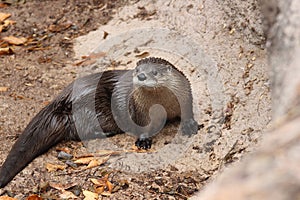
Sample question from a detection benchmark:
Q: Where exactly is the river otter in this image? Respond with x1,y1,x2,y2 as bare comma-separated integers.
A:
0,57,198,188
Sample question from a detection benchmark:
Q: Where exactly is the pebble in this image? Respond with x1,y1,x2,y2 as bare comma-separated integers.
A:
57,151,73,160
65,160,78,168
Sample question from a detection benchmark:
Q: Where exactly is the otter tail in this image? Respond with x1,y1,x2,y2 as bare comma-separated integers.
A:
0,101,74,188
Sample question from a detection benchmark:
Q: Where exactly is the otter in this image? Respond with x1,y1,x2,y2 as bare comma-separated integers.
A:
0,57,198,188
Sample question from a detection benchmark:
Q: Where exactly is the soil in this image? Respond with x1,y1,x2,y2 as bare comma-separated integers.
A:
0,0,271,199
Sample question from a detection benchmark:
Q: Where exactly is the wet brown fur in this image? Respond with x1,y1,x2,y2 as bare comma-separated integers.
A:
0,57,198,188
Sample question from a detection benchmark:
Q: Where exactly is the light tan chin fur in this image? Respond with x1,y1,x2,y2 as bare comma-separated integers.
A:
132,86,182,120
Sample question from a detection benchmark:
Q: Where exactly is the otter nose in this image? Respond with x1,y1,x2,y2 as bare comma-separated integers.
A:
137,73,147,81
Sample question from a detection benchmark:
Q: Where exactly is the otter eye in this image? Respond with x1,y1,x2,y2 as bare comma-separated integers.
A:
152,70,158,76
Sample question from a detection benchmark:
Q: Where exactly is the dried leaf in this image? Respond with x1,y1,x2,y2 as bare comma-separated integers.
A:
103,31,108,39
91,156,110,168
90,178,106,186
37,56,52,64
26,194,43,200
91,174,113,194
0,87,9,92
0,3,8,8
4,19,16,25
73,52,106,67
74,153,94,159
100,191,112,197
84,52,106,60
42,101,51,106
48,23,72,32
95,149,121,157
113,179,129,192
0,47,14,55
82,190,98,200
25,83,34,87
85,159,101,170
56,147,72,154
49,182,77,191
74,157,95,165
94,186,105,194
0,13,11,22
106,180,113,193
59,190,79,199
0,20,15,33
76,59,96,67
0,197,17,200
0,39,8,48
90,174,108,186
45,163,66,172
73,59,85,66
3,36,27,45
135,51,149,58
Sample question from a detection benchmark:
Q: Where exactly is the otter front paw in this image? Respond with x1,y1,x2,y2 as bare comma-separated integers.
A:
181,119,198,136
135,138,152,150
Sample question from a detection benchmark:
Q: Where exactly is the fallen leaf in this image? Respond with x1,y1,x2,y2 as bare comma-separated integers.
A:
0,20,15,33
37,56,52,64
59,190,79,199
75,59,96,67
103,31,108,39
73,59,86,66
56,147,72,154
29,47,51,51
0,196,17,200
106,180,113,193
25,83,34,87
90,174,108,186
42,101,51,106
85,159,102,170
0,47,14,55
112,179,129,192
4,19,15,25
91,178,106,186
48,23,72,32
46,163,66,172
100,191,112,197
74,153,94,159
26,194,43,200
49,182,77,191
0,3,8,8
0,87,9,92
95,149,121,157
74,157,95,165
94,186,105,194
135,51,149,58
83,52,106,60
3,36,27,45
0,12,11,22
82,190,98,200
9,93,25,100
73,52,106,67
91,174,114,194
87,156,110,169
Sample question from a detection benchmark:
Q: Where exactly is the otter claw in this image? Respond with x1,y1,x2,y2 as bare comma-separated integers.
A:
181,119,198,136
135,138,152,150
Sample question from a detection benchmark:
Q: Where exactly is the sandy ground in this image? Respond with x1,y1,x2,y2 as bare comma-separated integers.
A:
0,0,271,199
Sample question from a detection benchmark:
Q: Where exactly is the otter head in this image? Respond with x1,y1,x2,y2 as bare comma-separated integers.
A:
132,57,175,89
